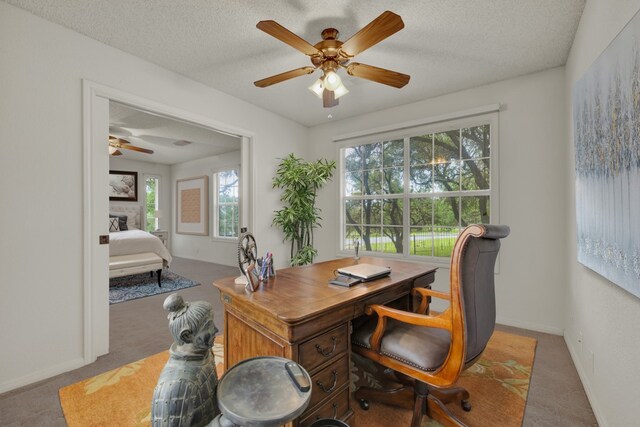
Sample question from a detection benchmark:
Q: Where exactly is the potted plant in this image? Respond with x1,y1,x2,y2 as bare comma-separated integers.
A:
272,154,336,266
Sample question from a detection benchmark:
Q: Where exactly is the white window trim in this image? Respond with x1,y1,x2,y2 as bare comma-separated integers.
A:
334,110,500,267
144,174,161,232
212,165,241,241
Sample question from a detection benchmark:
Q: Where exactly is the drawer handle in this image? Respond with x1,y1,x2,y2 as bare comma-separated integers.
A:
315,403,338,420
315,336,337,357
316,370,338,393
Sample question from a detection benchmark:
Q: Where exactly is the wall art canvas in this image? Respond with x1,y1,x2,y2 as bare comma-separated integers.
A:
573,11,640,298
176,176,209,235
109,170,138,201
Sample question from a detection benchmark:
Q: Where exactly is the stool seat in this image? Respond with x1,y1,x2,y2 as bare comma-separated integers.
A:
216,357,312,427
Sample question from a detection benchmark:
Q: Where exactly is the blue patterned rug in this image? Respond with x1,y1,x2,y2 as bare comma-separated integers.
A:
109,270,200,304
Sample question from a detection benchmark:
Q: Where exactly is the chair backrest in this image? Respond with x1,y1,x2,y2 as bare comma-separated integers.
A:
459,225,510,363
449,224,510,370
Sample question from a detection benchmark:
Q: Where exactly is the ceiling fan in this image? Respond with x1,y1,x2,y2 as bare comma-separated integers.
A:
254,10,410,108
108,136,154,156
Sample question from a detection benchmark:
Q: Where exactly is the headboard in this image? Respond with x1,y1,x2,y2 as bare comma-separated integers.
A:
109,204,145,230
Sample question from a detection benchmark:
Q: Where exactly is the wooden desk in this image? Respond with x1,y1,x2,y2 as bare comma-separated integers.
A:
213,256,437,427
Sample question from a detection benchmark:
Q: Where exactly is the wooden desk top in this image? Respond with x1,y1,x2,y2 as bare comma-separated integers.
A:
213,256,437,324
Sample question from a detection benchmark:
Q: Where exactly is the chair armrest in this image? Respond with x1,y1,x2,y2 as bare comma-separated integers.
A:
411,288,451,314
412,288,450,300
364,304,452,352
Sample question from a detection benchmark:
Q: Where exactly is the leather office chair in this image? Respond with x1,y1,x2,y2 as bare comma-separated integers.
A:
351,224,510,427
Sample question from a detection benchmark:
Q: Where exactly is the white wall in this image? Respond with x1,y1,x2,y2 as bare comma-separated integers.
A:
0,2,307,393
171,151,241,266
308,67,568,334
109,158,172,234
564,2,640,425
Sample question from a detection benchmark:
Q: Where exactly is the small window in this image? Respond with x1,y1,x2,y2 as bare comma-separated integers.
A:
145,175,160,232
215,169,239,238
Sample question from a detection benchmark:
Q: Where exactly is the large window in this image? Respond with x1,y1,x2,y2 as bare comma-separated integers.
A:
342,118,494,260
214,169,239,238
145,175,160,232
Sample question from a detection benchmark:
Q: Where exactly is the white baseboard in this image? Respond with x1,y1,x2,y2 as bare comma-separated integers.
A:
564,337,607,427
496,316,564,335
0,357,86,395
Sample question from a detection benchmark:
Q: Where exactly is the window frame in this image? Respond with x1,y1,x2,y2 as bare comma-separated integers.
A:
212,166,240,241
336,112,499,266
144,174,160,232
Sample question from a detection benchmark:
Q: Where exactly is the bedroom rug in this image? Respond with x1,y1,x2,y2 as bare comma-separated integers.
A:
59,330,536,427
109,271,199,304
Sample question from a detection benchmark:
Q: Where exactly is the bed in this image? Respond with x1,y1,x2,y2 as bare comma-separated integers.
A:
109,205,172,286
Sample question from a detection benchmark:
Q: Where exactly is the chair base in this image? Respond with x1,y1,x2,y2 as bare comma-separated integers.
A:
355,381,470,427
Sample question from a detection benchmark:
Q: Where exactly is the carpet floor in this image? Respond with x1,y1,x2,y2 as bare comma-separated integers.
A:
59,331,534,427
109,270,199,304
0,257,597,426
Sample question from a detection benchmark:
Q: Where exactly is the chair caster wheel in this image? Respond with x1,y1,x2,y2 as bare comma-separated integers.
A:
461,399,472,411
359,399,370,410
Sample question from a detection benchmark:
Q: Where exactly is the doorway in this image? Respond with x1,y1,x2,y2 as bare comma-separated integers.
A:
83,80,254,363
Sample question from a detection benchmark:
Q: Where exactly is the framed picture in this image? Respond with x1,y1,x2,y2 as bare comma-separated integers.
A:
573,10,640,298
176,176,209,236
109,170,138,201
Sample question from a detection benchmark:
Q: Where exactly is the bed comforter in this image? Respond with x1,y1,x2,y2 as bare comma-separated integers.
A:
109,229,172,266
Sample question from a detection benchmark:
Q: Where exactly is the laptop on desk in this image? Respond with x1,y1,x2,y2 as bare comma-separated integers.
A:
337,263,391,282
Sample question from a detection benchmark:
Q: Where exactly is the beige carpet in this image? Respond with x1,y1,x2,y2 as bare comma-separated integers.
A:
59,331,536,426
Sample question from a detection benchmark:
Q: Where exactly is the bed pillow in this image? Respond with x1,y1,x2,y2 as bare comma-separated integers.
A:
109,217,120,232
109,214,128,231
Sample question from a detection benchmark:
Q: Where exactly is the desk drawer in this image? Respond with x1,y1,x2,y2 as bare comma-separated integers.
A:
307,353,349,411
299,387,350,427
299,323,348,372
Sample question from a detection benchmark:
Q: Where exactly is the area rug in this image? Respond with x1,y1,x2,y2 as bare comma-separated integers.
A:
353,330,537,426
109,271,200,304
59,336,225,426
59,331,536,427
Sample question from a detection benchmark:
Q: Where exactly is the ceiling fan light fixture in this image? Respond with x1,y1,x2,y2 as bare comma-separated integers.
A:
254,11,409,109
308,78,324,99
323,70,342,91
333,81,349,99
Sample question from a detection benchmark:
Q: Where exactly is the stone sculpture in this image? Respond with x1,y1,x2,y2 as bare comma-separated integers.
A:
151,293,220,426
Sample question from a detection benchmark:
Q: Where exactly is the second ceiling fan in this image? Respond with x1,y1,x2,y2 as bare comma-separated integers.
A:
109,136,154,156
254,10,410,108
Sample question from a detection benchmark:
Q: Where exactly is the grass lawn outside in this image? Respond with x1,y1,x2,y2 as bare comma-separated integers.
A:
354,233,457,258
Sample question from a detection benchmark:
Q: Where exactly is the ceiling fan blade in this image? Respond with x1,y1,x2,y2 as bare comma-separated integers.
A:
346,62,410,88
323,89,338,108
111,149,123,156
119,144,154,154
254,66,316,87
257,20,321,56
340,11,404,58
109,136,131,144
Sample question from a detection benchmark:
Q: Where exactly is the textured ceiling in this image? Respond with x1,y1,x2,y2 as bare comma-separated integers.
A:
6,0,585,127
109,102,240,165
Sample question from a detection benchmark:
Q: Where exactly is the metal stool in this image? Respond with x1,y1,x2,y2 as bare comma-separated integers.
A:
212,357,312,427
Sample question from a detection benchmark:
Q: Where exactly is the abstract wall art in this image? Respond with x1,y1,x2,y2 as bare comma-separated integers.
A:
176,176,209,235
573,11,640,298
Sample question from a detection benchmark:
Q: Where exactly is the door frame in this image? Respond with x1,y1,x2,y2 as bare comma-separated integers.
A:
82,79,255,363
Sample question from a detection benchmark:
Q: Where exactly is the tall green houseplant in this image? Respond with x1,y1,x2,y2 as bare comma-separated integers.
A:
272,154,336,266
